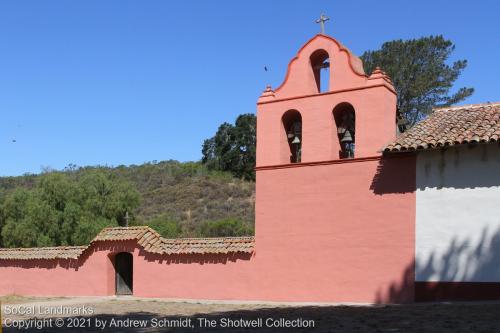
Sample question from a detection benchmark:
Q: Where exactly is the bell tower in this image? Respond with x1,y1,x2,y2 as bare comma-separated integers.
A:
256,34,397,166
253,34,415,303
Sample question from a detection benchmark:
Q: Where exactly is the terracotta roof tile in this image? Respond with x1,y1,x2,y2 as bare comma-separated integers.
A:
0,226,255,260
161,237,255,255
384,102,500,152
93,226,166,254
0,246,86,260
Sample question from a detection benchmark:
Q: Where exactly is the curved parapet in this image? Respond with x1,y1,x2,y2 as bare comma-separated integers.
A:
259,34,396,102
272,34,367,99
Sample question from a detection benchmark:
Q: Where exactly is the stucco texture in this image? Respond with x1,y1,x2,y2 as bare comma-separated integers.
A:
416,144,500,282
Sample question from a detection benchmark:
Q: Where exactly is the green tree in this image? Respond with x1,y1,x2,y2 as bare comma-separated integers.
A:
361,35,474,126
202,114,256,180
143,214,181,238
0,170,141,247
0,189,5,247
198,218,253,237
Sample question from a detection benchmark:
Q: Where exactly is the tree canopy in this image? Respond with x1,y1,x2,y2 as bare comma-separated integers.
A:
198,218,254,238
361,35,474,126
202,113,256,181
0,170,140,247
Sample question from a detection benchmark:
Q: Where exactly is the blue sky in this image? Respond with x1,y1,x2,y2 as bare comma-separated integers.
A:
1,0,498,176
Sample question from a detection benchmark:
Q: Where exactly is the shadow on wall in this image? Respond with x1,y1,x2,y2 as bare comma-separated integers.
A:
0,247,95,270
417,144,500,190
371,145,500,194
140,250,253,265
0,241,253,271
373,145,500,302
370,154,416,195
0,241,136,270
376,225,500,303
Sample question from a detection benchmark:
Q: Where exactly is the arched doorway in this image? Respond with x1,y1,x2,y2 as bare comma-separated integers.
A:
115,252,133,295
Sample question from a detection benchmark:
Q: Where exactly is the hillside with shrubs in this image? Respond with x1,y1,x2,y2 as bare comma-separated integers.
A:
0,161,255,248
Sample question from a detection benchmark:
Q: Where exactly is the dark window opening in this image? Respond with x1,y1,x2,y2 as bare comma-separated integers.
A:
282,110,302,163
310,49,330,93
333,103,356,159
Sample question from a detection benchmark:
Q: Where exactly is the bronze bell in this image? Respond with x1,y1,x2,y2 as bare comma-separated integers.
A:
341,130,353,143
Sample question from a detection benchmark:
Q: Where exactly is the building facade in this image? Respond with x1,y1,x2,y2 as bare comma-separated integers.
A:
0,34,499,303
385,103,500,301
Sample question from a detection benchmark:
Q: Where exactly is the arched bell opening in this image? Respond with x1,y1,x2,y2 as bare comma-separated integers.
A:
333,103,356,159
310,49,330,93
282,110,302,163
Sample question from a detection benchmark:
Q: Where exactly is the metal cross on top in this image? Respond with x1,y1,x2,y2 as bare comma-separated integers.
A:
315,13,330,34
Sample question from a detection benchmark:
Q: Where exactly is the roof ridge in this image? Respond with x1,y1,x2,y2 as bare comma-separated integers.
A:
161,236,255,241
101,226,150,230
434,102,500,112
0,226,255,260
385,101,500,153
0,246,87,251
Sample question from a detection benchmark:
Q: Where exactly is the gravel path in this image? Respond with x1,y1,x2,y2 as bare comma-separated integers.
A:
2,296,500,332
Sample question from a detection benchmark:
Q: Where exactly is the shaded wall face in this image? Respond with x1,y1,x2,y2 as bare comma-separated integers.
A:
416,144,500,282
255,156,416,303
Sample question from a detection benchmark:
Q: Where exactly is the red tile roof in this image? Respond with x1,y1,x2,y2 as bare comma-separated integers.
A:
384,102,500,152
93,226,165,254
0,226,255,260
162,237,255,254
0,246,86,260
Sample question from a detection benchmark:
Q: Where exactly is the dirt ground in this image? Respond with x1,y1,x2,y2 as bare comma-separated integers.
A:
1,296,500,332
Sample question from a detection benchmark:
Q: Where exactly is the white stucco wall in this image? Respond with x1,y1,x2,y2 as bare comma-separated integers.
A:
416,144,500,282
